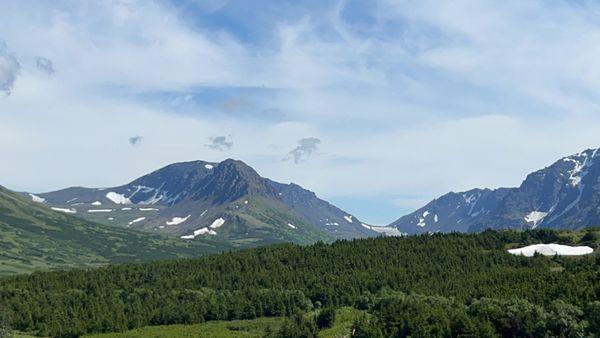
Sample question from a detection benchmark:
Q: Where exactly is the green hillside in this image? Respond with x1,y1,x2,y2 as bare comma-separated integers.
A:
1,228,600,337
212,196,332,247
0,186,228,276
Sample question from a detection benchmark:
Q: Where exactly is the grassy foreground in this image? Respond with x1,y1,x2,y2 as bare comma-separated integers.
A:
83,308,363,338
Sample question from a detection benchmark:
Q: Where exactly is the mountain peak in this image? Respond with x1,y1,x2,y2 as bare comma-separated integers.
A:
216,158,259,176
392,146,600,234
189,158,274,203
37,158,376,241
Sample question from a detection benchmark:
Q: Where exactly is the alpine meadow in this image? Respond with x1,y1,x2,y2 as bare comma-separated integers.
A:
2,1,600,337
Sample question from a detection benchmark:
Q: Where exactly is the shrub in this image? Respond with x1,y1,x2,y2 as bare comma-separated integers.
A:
316,308,336,329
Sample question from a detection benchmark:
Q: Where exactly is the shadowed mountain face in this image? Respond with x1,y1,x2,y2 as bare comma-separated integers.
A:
36,159,376,246
391,148,600,234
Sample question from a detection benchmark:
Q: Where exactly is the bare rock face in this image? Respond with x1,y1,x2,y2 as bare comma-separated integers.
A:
391,148,600,234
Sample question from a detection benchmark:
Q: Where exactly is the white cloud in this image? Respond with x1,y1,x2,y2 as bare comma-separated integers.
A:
2,0,600,223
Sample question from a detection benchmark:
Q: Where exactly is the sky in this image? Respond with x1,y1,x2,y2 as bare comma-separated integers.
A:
2,0,600,225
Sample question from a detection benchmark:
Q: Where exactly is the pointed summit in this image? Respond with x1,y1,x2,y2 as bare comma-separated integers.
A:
189,159,278,204
37,159,376,244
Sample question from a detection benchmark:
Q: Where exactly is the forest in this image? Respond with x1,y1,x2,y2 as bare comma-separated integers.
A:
1,229,599,337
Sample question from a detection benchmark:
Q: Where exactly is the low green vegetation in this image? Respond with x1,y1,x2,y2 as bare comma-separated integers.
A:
84,307,365,338
216,196,332,247
1,228,599,337
84,317,283,338
0,186,229,277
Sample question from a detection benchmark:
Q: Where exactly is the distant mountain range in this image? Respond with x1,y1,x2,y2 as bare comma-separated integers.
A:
4,149,600,275
32,159,378,247
391,148,600,234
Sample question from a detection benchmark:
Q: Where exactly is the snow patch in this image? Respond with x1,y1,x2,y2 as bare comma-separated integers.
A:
121,207,132,211
128,217,146,226
288,223,297,229
195,227,217,236
87,209,113,213
344,215,354,223
508,244,593,257
106,192,131,205
181,227,217,239
139,208,158,211
205,164,214,169
91,201,102,206
524,211,548,229
209,218,225,229
29,194,45,203
166,215,191,226
51,207,76,214
371,226,406,237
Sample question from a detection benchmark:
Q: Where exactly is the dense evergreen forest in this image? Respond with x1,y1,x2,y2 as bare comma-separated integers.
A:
1,229,599,337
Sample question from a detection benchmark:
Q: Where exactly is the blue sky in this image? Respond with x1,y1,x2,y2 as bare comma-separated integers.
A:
2,0,600,224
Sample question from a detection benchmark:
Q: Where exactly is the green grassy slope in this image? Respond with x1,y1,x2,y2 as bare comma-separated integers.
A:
84,317,282,338
215,196,332,247
0,186,229,276
83,307,364,338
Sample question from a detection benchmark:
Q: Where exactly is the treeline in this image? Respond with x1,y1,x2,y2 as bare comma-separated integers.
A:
0,229,599,337
352,293,600,337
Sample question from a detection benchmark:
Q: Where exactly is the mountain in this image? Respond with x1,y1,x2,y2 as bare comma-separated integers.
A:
0,185,226,276
35,159,376,246
391,148,600,234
